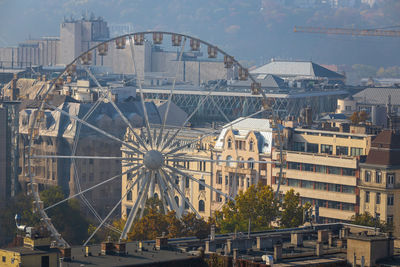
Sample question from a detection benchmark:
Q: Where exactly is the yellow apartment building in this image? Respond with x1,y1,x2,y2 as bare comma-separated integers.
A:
121,126,216,218
272,127,374,223
359,130,400,237
121,118,276,219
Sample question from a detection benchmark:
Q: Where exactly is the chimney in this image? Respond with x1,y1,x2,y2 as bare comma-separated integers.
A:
305,106,312,126
101,236,114,255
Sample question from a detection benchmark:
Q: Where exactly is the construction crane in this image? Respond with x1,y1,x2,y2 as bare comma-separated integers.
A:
294,26,400,37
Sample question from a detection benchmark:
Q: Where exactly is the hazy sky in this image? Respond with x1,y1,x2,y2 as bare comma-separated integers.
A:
0,0,399,67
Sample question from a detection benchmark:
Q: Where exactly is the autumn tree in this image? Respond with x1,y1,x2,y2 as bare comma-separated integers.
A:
214,183,279,233
280,189,310,228
350,111,369,125
180,212,209,240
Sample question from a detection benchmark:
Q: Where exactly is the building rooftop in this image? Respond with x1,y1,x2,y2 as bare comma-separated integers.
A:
250,60,345,80
353,87,400,106
1,246,58,256
66,242,202,267
364,130,400,167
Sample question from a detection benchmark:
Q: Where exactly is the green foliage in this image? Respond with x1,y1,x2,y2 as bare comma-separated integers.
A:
280,189,309,228
214,185,312,233
40,187,90,245
350,212,391,232
0,187,91,246
214,183,279,233
0,193,39,246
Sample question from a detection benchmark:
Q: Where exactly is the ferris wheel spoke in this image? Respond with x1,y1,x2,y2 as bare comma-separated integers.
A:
140,171,155,219
158,170,180,215
164,131,217,156
120,170,151,240
165,165,234,202
156,37,187,149
155,170,169,214
44,164,144,211
161,169,201,218
161,80,223,152
83,170,143,246
31,155,142,161
84,66,147,152
44,102,144,155
127,35,154,149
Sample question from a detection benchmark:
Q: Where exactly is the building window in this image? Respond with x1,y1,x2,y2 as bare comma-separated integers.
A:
293,142,305,152
217,155,222,165
175,196,179,205
376,171,382,184
387,215,394,225
248,158,254,169
217,172,222,184
365,191,370,203
216,193,222,202
185,198,189,210
351,147,363,156
249,139,254,151
336,146,348,156
198,200,205,212
328,167,341,175
199,179,205,191
227,138,232,149
320,144,333,155
226,156,233,167
387,173,395,186
225,175,228,185
2,256,5,262
388,194,394,206
307,143,319,153
238,157,244,168
127,190,132,201
365,171,371,182
376,193,381,204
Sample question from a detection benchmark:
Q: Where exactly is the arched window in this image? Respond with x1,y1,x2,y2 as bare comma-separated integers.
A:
227,138,232,149
174,196,179,205
226,156,233,167
248,158,255,169
154,193,159,199
199,200,205,212
127,190,132,201
217,155,222,165
249,139,254,151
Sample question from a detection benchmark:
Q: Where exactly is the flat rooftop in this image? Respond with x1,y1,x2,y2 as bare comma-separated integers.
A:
67,242,202,267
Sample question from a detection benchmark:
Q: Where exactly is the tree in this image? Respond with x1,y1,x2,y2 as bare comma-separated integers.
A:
180,212,209,240
280,189,309,228
40,187,90,245
350,212,391,232
214,183,279,233
0,193,39,246
350,111,369,125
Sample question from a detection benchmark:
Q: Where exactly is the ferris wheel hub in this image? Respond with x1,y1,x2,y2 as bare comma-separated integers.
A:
143,150,164,170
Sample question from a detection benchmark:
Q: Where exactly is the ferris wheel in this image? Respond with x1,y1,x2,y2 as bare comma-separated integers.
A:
26,31,284,247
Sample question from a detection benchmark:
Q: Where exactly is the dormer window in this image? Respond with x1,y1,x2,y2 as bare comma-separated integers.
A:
249,139,254,151
227,138,232,149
